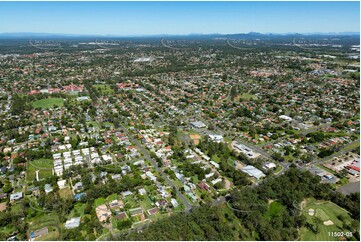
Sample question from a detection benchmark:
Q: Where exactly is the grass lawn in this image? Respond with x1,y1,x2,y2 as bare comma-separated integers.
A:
35,226,59,241
93,84,114,95
315,164,337,176
333,177,349,189
148,211,165,222
87,121,100,128
94,197,107,207
11,203,24,215
107,193,119,202
273,165,283,174
0,226,18,239
284,154,294,162
211,154,221,163
59,188,73,200
68,203,87,218
29,213,61,239
192,175,199,184
111,217,117,230
140,196,153,210
124,196,139,209
170,178,183,189
224,136,233,142
27,159,54,182
300,198,355,241
32,98,64,109
239,93,257,100
97,228,110,240
187,130,200,135
265,201,283,219
102,122,114,128
342,141,360,152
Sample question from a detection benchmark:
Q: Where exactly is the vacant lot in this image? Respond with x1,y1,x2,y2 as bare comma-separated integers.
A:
300,198,355,241
59,188,73,200
32,98,64,108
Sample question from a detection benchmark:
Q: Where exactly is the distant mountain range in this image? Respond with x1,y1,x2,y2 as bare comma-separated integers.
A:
0,31,359,39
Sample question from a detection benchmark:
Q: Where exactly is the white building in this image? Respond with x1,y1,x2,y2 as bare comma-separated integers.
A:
190,121,207,129
209,134,224,143
279,115,293,121
241,165,266,180
65,217,81,229
263,162,277,170
210,160,220,169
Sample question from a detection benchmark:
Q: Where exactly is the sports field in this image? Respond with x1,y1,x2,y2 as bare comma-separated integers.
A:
300,198,355,241
32,98,64,108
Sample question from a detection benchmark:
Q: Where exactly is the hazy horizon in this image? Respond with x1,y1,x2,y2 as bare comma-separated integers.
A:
0,31,360,37
0,1,359,36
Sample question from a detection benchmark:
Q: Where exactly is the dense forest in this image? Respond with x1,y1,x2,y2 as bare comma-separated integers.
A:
119,167,360,241
118,204,242,241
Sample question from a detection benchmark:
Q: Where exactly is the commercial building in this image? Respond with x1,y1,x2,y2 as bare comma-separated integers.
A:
241,165,266,180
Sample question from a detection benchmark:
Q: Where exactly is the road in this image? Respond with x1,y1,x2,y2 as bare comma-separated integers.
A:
191,114,295,176
300,122,332,136
260,122,333,148
226,39,248,50
193,113,274,160
160,39,180,50
117,122,193,211
309,139,360,166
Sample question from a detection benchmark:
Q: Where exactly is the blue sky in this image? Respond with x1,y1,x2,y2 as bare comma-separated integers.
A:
0,1,359,35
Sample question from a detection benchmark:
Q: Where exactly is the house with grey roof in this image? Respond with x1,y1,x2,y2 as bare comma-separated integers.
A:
44,184,53,194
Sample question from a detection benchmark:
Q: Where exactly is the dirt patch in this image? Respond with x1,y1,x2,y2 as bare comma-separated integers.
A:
189,134,201,145
189,134,201,140
323,220,334,226
308,208,315,216
224,178,232,190
234,160,245,170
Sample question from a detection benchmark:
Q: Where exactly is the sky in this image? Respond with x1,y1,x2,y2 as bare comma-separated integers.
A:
0,1,359,35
